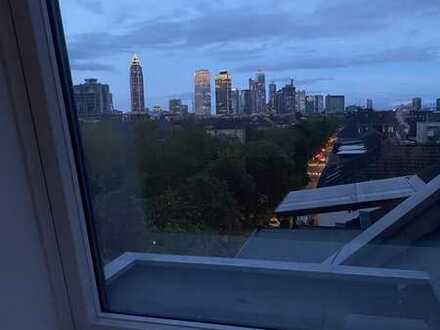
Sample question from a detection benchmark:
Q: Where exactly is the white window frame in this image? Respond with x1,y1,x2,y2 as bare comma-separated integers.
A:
1,1,252,329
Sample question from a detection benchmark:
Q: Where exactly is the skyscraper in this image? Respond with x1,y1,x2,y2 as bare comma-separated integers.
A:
276,80,296,114
366,99,373,110
74,78,113,115
325,95,345,113
437,98,440,112
240,89,253,115
305,95,324,113
231,88,240,114
412,97,422,112
249,78,257,114
215,71,232,116
194,70,211,116
130,54,145,113
295,90,306,113
255,71,266,113
248,71,266,114
305,96,315,113
268,82,277,112
315,95,324,113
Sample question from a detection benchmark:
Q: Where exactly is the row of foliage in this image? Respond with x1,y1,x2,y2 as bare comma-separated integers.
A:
80,117,339,258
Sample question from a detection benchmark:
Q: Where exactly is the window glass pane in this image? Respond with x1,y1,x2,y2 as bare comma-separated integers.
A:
58,0,440,328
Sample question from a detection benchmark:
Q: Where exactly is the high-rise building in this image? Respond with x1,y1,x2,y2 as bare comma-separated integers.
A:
215,71,232,116
248,78,257,114
130,54,145,113
315,95,324,113
276,80,296,114
240,89,253,115
412,97,422,112
73,78,113,115
325,95,345,113
305,96,315,113
248,71,266,114
268,82,277,112
231,88,240,114
305,95,325,113
194,69,211,116
295,90,306,113
255,71,266,113
437,98,440,112
366,99,373,110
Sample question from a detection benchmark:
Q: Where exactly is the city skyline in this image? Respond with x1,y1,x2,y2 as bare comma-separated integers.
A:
61,0,440,111
75,60,434,115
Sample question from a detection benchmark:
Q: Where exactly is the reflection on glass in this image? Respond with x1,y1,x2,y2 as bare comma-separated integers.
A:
59,0,440,328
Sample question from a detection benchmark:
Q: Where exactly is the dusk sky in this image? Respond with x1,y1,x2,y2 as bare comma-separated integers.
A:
59,0,440,112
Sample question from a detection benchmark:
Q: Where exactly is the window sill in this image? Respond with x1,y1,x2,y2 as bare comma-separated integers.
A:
104,252,435,330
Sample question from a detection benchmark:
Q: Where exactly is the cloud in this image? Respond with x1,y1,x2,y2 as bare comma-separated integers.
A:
70,61,116,72
317,0,440,19
76,0,103,15
66,0,440,63
207,44,269,62
297,77,334,85
159,91,194,100
236,46,440,72
270,77,334,85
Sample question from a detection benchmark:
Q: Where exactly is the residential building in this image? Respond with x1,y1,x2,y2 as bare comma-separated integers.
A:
416,112,440,144
346,105,364,112
169,98,188,114
215,71,232,116
129,54,145,113
325,95,345,113
73,78,113,115
194,69,211,116
207,127,247,144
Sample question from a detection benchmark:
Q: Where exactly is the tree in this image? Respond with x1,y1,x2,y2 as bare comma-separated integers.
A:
79,115,342,258
245,140,299,208
150,175,240,233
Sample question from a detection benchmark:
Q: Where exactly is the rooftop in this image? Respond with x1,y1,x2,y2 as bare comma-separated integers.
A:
276,175,425,216
236,228,361,263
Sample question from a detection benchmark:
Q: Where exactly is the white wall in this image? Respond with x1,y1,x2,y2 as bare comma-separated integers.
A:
0,60,60,330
